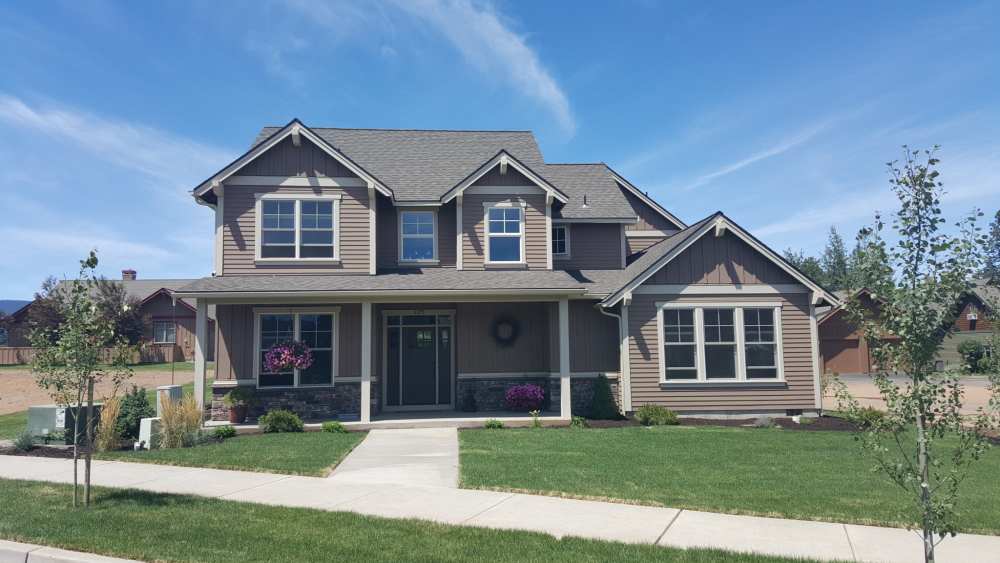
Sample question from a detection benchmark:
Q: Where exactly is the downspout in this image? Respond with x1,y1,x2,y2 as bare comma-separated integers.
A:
598,302,631,415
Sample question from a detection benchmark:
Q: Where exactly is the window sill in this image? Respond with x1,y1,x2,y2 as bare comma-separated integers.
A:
399,259,440,266
660,380,787,390
255,259,341,266
485,262,528,270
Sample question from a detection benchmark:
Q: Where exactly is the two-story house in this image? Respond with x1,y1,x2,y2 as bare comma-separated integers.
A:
177,120,838,423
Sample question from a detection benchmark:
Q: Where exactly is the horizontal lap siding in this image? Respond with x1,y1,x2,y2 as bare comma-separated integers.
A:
627,237,666,256
222,185,371,274
462,193,547,270
555,224,622,270
628,293,817,411
651,231,796,285
214,303,362,382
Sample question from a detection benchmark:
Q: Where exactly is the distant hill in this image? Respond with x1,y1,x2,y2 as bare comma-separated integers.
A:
0,299,30,315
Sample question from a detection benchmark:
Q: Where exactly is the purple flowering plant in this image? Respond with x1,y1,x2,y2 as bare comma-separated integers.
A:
504,383,545,411
264,340,313,373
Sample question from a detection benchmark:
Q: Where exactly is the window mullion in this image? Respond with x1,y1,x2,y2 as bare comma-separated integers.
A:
695,307,706,381
735,308,747,381
294,200,302,259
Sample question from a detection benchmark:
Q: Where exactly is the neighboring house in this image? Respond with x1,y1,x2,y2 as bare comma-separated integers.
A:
0,270,215,364
938,281,998,369
178,120,838,423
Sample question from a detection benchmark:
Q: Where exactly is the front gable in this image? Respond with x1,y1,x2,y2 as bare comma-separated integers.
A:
647,231,797,286
238,136,360,179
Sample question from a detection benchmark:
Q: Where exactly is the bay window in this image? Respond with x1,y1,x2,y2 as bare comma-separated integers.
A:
485,203,524,263
256,309,338,388
257,195,339,261
399,210,437,262
658,303,783,383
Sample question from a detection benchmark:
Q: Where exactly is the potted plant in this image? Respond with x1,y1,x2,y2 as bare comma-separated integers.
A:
222,387,255,424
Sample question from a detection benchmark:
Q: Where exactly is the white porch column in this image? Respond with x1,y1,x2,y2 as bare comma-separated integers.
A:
559,298,571,419
619,301,632,413
194,299,208,416
809,296,822,412
360,301,373,423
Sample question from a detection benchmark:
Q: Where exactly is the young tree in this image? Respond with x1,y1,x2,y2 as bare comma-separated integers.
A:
981,210,1000,284
837,147,999,562
30,251,134,507
782,248,826,285
821,226,850,291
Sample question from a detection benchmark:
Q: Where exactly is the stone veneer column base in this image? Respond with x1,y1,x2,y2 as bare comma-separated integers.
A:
454,376,621,416
210,382,362,422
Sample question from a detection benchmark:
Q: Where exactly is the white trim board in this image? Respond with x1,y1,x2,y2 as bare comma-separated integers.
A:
442,151,568,204
625,229,675,238
225,175,368,187
635,284,809,295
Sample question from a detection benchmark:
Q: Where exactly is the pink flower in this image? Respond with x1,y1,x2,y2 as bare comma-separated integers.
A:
264,341,314,373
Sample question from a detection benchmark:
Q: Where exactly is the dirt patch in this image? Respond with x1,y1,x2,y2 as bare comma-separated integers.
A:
0,367,204,415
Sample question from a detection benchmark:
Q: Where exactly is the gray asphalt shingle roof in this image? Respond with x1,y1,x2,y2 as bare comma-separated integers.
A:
253,127,637,220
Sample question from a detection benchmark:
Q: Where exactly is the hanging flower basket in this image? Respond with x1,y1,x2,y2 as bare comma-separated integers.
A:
264,341,313,372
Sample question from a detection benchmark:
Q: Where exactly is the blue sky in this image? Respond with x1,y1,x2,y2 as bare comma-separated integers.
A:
1,0,998,298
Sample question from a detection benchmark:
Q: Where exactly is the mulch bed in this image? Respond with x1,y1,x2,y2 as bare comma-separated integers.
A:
583,415,860,432
0,444,79,458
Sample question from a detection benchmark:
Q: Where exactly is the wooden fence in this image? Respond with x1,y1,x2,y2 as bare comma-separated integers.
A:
0,344,182,366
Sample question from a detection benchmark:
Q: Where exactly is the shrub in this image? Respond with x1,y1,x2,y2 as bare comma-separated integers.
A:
212,425,237,440
635,404,679,426
13,430,35,452
160,393,203,448
504,384,545,411
853,406,886,429
259,409,304,433
322,421,348,434
222,387,255,407
116,385,154,440
752,416,775,429
94,395,123,452
957,340,986,372
976,354,994,374
570,415,589,429
483,418,504,429
588,374,620,420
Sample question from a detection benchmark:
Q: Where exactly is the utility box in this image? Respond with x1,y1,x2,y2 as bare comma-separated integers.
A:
138,417,161,450
27,403,103,444
156,385,183,417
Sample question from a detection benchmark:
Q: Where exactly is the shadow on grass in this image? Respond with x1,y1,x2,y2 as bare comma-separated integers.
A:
97,487,202,508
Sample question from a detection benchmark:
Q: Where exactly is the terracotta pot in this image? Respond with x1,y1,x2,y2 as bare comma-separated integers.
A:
229,404,248,424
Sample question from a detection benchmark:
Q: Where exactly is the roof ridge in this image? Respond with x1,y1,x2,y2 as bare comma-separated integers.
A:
546,162,607,166
262,126,535,134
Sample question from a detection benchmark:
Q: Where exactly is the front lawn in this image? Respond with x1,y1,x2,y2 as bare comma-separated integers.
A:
460,426,1000,535
97,431,364,476
0,479,811,563
0,410,27,440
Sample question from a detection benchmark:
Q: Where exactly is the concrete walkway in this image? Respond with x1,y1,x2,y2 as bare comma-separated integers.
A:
1,452,998,562
329,428,458,488
0,539,140,562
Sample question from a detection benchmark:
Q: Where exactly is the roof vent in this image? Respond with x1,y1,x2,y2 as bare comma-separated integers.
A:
122,269,137,280
582,194,589,208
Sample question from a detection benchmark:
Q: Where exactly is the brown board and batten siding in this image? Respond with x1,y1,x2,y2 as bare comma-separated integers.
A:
377,198,456,268
625,230,817,412
461,192,548,270
213,303,362,382
221,185,372,275
239,137,358,178
622,189,680,232
554,224,623,270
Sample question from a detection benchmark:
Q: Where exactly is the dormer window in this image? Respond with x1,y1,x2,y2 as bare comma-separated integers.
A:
485,202,525,264
399,210,437,263
256,194,341,262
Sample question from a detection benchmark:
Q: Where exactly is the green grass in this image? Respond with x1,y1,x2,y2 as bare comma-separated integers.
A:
460,426,1000,535
0,410,27,440
0,479,813,563
97,431,365,476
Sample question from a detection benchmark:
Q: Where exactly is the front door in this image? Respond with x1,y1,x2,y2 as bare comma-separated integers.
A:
384,312,453,410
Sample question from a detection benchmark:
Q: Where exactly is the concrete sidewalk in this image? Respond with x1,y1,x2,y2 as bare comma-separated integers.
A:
328,428,458,488
0,454,997,563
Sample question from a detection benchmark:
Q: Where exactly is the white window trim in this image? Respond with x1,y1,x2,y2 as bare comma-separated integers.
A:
398,209,439,264
552,224,571,259
483,200,527,265
152,320,177,344
254,193,342,264
656,301,784,384
253,307,341,389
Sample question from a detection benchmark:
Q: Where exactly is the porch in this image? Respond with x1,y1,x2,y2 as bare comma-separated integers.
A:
189,295,621,425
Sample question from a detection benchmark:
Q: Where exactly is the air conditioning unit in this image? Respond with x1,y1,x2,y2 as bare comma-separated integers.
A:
27,403,103,444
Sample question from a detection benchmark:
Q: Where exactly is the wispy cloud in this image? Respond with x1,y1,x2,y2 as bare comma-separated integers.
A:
0,94,233,185
271,0,575,134
679,119,833,192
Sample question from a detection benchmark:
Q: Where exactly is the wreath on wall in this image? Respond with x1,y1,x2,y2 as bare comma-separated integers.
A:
490,316,520,348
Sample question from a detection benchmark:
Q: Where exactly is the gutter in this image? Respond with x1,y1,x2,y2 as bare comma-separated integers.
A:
597,303,631,415
172,287,590,300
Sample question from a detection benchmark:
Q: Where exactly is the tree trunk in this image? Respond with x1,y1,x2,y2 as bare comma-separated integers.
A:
916,409,935,562
72,387,83,508
84,376,94,508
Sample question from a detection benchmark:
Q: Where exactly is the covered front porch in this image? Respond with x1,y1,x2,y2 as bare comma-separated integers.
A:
186,292,621,425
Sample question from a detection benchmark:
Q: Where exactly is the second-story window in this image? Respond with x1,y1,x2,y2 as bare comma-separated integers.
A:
258,196,339,261
400,211,436,262
486,205,524,263
552,225,569,258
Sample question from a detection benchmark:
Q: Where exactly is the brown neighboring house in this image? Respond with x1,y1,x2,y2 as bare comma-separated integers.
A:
0,271,215,364
178,120,838,423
